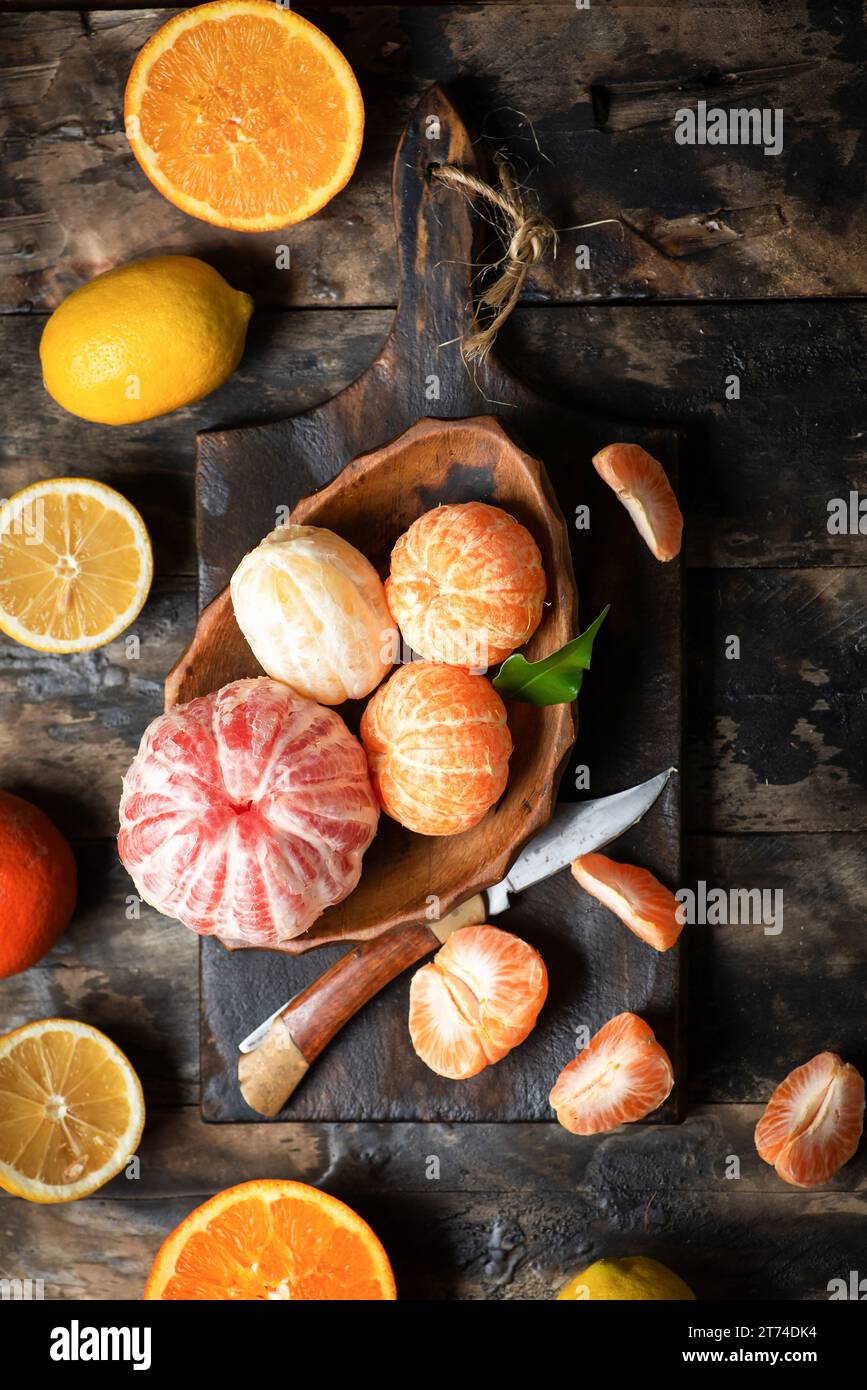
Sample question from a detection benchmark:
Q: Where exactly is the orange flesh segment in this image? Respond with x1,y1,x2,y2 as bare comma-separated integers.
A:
571,852,683,952
146,1181,395,1300
127,4,364,229
592,443,683,562
755,1052,865,1188
549,1012,674,1135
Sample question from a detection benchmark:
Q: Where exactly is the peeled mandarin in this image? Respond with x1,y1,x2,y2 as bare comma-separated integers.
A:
386,501,546,668
360,661,512,835
231,525,397,705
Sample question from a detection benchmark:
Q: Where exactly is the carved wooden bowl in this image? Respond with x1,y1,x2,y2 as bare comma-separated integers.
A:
164,414,578,952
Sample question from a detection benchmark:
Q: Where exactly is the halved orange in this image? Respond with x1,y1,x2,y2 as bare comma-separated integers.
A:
124,2,365,231
0,1019,145,1204
145,1180,396,1300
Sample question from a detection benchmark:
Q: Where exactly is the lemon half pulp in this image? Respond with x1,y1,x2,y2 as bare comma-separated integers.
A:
0,478,152,652
0,1019,145,1203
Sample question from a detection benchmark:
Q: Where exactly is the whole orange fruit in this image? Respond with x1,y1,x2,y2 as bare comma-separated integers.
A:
386,501,546,668
0,792,77,978
360,661,512,836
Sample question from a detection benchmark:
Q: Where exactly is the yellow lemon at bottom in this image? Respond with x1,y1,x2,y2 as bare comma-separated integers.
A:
558,1256,696,1301
39,255,253,425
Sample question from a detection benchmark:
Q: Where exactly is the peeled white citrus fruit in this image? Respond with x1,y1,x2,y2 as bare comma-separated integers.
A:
231,525,397,705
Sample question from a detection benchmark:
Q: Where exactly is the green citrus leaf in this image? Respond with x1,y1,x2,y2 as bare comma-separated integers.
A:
492,606,609,706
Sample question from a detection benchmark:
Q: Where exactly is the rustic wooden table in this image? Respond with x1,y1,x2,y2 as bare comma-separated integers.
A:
1,1,865,1300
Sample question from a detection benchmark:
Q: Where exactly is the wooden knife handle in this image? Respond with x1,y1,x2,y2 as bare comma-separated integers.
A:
238,894,488,1117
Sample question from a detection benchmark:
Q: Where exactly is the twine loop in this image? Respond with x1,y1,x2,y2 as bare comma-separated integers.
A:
432,152,557,364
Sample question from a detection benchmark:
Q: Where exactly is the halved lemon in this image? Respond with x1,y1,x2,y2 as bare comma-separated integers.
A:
0,1019,145,1204
124,1,365,232
0,478,153,653
145,1179,397,1300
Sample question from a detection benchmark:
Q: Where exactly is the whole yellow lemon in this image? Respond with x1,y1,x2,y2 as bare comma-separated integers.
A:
558,1256,696,1301
39,255,253,425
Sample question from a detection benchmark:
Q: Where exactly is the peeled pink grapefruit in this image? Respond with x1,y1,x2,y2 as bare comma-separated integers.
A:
118,678,379,949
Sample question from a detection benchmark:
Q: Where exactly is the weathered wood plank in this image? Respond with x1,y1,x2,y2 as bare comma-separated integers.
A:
687,570,867,833
0,581,195,839
3,5,867,311
5,300,867,575
506,302,867,570
3,1178,864,1300
3,568,863,840
4,1101,854,1199
6,567,867,834
0,310,389,577
685,834,867,1101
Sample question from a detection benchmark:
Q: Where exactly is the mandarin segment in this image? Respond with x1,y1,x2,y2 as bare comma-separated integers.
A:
550,1012,674,1135
145,1180,396,1300
571,852,684,953
360,661,512,835
592,443,683,562
386,501,546,668
409,924,547,1079
755,1052,865,1188
125,2,364,231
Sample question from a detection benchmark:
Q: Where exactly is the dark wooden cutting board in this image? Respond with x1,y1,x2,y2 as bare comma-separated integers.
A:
196,86,684,1123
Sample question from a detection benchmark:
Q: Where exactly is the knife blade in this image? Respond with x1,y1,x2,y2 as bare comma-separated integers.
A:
238,767,675,1054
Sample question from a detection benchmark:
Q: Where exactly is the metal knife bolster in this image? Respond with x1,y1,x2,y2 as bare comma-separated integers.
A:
484,879,511,916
